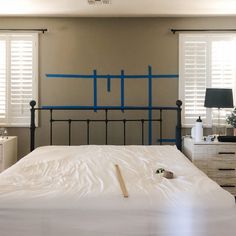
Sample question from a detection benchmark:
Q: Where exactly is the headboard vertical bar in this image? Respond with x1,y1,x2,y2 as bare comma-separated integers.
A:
176,100,182,151
160,109,163,145
50,109,53,145
93,70,97,112
87,119,90,145
105,109,108,145
120,70,125,112
30,100,36,152
123,119,126,145
141,119,144,145
68,119,72,146
148,65,153,145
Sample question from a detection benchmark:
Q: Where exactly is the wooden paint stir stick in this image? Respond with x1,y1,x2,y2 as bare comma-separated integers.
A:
115,164,129,198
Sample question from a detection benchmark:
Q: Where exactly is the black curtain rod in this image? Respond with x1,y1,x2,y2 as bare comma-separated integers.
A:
0,29,47,33
171,29,236,34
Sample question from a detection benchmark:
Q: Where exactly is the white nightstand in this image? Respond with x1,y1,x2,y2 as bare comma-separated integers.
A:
0,136,17,173
183,136,236,196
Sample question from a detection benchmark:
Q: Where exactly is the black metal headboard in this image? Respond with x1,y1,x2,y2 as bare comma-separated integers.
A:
29,100,182,152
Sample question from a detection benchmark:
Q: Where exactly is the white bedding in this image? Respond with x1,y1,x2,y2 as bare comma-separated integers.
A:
0,145,235,236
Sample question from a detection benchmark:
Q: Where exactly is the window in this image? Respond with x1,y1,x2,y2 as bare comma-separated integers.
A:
0,33,38,127
179,34,236,127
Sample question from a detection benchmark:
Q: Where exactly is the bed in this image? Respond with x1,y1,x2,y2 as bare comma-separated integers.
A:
0,100,236,236
0,145,235,236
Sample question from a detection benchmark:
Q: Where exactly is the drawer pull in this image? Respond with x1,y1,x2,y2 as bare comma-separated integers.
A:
220,185,236,188
218,168,236,171
218,152,235,155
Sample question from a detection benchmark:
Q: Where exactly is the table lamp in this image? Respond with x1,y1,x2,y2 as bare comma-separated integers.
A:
204,88,233,135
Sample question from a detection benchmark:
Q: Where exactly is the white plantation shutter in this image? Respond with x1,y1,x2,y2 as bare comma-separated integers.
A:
179,36,208,126
179,34,236,127
211,40,236,125
0,33,38,127
0,40,6,119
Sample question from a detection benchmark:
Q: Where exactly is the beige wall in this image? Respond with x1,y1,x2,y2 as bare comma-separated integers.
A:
1,17,235,158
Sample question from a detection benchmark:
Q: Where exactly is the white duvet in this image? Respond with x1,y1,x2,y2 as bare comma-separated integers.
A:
0,145,235,236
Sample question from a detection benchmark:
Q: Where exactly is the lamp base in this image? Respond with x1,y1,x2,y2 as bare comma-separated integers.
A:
212,125,227,136
212,108,227,136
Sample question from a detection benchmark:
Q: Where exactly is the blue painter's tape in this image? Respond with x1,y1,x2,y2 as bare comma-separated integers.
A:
107,75,111,92
125,74,178,79
45,67,179,144
93,70,97,112
46,74,179,79
154,74,178,79
157,139,176,143
46,74,92,78
121,70,125,111
148,65,152,145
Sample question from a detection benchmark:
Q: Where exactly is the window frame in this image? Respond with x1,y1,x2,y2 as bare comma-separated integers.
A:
0,32,38,127
179,33,236,128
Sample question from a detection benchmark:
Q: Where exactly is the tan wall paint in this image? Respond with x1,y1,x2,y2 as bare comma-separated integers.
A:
1,17,235,159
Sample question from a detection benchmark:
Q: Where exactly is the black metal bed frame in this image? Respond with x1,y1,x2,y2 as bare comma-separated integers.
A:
29,100,182,152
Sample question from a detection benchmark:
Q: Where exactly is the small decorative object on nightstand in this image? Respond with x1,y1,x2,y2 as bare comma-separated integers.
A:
183,136,236,196
226,108,236,136
0,136,17,173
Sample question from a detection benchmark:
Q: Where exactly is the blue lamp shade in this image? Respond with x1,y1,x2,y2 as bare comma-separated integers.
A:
204,88,234,108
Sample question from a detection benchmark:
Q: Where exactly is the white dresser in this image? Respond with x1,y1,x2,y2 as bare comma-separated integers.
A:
0,136,17,173
183,136,236,196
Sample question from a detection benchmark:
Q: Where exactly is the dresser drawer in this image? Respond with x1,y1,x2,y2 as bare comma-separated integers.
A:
0,144,2,162
207,159,236,178
209,159,236,169
211,177,236,186
0,145,2,172
222,187,236,196
193,145,236,160
207,145,236,159
192,160,208,174
194,159,236,178
192,145,211,160
212,177,236,195
208,169,236,178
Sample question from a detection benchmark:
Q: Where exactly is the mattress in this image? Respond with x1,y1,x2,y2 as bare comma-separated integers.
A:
0,145,235,236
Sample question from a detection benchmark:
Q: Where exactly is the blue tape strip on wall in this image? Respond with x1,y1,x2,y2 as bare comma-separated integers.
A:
44,66,179,144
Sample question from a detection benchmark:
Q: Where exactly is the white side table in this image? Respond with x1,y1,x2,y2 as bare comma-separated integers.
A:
0,136,17,173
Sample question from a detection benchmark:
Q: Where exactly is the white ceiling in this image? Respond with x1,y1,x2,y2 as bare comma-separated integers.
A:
1,0,236,17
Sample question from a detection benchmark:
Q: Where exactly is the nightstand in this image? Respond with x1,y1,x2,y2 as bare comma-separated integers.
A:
183,136,236,196
0,136,17,173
